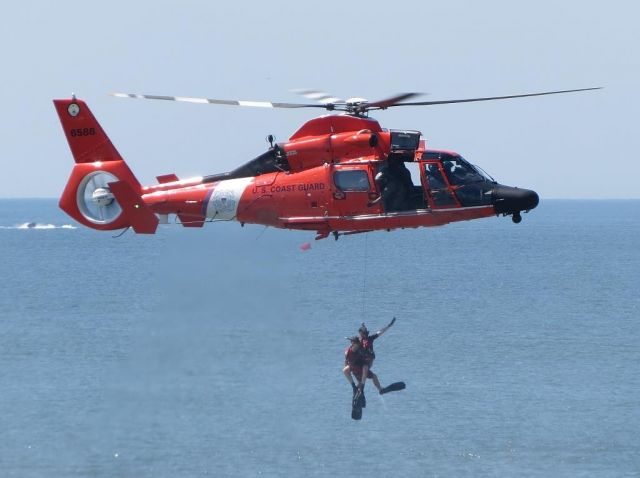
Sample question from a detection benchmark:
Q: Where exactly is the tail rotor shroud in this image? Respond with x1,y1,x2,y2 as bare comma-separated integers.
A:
77,171,122,224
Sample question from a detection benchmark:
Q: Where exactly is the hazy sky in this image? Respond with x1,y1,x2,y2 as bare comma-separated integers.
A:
1,0,637,198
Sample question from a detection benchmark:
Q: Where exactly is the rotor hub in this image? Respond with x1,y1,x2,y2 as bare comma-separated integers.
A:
92,187,114,207
76,171,122,225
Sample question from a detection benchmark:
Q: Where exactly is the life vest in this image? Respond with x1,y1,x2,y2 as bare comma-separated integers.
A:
359,335,376,361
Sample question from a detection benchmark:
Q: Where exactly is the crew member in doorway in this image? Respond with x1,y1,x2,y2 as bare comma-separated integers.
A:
374,158,413,211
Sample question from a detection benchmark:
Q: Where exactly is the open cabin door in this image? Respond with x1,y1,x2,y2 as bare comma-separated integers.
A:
372,158,428,213
404,161,428,210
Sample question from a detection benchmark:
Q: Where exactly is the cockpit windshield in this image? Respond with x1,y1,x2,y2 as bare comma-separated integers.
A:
421,152,496,208
473,164,495,182
441,156,487,186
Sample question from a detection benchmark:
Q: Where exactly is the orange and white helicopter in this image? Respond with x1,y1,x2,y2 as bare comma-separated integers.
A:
54,88,599,239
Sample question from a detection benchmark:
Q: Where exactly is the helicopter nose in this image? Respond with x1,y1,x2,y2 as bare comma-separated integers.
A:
492,185,539,215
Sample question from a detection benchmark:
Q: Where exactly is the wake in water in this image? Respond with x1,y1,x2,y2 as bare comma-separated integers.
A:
0,222,77,230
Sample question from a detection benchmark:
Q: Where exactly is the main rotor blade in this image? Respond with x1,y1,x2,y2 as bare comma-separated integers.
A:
292,89,345,105
368,92,422,109
109,92,329,109
381,87,602,108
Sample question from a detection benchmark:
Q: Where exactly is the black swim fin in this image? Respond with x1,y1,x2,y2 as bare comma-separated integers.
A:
380,382,406,395
351,389,363,420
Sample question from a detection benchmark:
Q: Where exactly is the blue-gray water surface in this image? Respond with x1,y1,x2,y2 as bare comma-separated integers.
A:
0,199,638,477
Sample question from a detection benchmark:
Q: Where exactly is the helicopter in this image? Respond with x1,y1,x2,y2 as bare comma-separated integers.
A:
54,87,599,239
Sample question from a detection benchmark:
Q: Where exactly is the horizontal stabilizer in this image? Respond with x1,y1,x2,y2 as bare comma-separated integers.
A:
156,173,179,184
109,180,159,234
177,214,205,228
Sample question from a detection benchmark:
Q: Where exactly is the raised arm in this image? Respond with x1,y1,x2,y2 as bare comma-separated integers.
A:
375,317,396,338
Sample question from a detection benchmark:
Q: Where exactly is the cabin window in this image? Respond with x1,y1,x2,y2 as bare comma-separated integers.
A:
334,170,370,192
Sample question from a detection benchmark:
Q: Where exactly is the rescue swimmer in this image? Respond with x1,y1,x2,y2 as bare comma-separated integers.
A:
343,317,405,410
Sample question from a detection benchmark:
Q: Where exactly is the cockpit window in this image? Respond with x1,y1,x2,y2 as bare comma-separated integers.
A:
474,164,495,182
424,162,457,206
441,156,485,186
424,163,447,189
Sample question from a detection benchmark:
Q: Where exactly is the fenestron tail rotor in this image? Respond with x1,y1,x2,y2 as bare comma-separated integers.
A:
77,171,122,225
110,87,601,116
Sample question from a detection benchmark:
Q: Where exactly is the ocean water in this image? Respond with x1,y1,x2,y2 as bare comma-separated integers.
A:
0,199,638,477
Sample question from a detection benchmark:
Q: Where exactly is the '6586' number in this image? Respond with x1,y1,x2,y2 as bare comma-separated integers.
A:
70,128,96,137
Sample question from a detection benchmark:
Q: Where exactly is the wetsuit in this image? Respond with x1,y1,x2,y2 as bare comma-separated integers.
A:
359,333,380,367
345,345,373,379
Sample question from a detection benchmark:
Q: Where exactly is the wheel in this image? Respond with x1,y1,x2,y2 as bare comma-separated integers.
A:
512,212,522,224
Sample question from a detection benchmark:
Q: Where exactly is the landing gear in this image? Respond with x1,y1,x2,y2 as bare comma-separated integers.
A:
512,212,522,224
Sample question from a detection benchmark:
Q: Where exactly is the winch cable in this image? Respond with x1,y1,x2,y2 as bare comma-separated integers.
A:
361,232,368,319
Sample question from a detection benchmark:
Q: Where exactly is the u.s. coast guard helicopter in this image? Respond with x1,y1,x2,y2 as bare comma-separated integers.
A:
54,87,599,238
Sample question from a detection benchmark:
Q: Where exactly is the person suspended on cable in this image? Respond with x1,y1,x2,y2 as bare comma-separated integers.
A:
356,318,395,395
344,318,406,420
343,336,383,405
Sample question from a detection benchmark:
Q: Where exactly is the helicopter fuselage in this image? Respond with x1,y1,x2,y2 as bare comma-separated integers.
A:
140,114,538,237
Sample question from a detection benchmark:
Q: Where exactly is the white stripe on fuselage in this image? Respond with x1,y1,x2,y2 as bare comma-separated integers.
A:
205,177,254,220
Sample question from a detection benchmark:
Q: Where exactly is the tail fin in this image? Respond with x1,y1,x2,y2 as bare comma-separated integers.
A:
53,98,127,166
54,97,151,232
